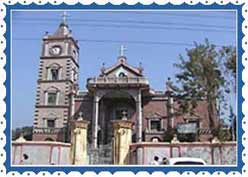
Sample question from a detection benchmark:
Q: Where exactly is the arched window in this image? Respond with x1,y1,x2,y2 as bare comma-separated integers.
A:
45,87,60,105
51,68,59,80
47,92,57,105
118,72,127,77
47,63,61,81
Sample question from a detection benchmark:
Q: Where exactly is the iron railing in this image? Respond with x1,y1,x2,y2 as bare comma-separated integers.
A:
34,127,66,134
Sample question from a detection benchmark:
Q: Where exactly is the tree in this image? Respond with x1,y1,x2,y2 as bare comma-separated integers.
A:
229,105,236,141
12,126,33,141
220,46,236,140
219,46,236,95
221,46,236,80
173,39,225,130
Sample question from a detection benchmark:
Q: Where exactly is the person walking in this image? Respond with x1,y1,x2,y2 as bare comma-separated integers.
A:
161,157,168,165
150,156,160,165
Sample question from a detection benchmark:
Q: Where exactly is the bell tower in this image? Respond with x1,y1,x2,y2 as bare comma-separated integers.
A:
32,13,79,142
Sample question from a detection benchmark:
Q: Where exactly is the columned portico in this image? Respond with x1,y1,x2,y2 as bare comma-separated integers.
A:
91,88,145,148
87,55,149,150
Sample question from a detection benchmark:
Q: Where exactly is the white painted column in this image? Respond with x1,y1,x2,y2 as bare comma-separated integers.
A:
136,89,142,142
169,95,174,128
44,91,48,105
92,94,99,149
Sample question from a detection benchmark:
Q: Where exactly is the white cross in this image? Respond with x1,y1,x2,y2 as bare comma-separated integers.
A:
78,112,83,121
121,110,128,120
61,11,69,24
119,45,127,56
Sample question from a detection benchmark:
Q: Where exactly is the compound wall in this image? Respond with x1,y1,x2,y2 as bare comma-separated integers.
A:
12,141,71,165
129,142,236,165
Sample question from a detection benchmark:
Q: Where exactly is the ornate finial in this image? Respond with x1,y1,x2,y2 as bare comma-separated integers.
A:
101,62,106,74
139,62,143,73
61,11,69,25
119,45,127,56
43,31,49,38
166,77,173,92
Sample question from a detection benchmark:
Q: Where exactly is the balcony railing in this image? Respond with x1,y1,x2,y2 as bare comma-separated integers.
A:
87,77,149,86
34,127,66,134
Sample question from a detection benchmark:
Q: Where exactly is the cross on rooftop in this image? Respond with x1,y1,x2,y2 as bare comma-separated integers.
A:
119,45,127,56
61,11,69,24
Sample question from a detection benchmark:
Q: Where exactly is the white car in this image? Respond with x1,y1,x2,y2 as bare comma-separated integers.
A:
168,157,207,165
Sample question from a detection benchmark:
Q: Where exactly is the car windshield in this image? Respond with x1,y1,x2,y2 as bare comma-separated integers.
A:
173,161,204,165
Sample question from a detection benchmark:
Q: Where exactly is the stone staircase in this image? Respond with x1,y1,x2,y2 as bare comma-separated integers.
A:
88,143,112,165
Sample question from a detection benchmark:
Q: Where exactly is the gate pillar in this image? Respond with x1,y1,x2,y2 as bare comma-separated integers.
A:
70,119,89,165
112,120,133,165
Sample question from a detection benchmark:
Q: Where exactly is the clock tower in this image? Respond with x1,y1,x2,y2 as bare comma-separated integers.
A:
32,15,79,142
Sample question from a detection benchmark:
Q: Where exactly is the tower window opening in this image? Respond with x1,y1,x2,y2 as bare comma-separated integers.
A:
47,119,55,128
51,68,59,80
46,64,60,80
47,92,57,105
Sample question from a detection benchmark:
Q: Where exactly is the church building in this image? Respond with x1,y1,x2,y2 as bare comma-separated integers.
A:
32,15,216,149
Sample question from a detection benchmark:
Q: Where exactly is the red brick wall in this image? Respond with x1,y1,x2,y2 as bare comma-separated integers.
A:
32,132,65,142
143,99,168,130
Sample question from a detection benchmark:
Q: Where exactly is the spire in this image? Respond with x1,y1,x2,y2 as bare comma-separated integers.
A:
53,11,70,37
60,11,68,26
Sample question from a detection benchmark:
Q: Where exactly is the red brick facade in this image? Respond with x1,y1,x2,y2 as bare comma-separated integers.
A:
74,90,215,143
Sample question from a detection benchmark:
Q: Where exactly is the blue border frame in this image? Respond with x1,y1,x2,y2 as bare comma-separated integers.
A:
4,2,244,174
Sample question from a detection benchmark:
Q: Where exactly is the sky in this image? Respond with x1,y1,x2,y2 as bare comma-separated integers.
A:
11,10,236,128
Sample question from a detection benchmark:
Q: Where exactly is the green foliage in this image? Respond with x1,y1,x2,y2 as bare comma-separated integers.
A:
212,125,232,142
12,126,33,141
219,46,236,97
164,128,198,142
220,46,236,79
177,133,197,142
218,128,232,142
163,128,177,142
173,39,225,129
